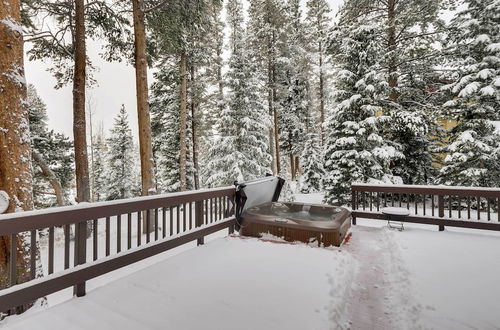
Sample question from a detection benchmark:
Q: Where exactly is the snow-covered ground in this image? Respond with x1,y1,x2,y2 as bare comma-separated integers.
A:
2,193,500,329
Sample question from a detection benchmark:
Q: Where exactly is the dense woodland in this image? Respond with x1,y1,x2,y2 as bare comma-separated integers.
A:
0,0,499,293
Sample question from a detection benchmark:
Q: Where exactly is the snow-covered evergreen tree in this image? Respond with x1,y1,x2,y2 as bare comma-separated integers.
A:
91,130,107,201
304,0,331,143
204,0,271,187
323,22,403,205
150,64,196,192
300,132,324,193
437,0,500,187
280,0,310,180
27,84,74,208
104,105,136,200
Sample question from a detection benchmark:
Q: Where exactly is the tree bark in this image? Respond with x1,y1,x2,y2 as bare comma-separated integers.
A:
179,52,188,191
32,151,64,207
387,0,398,101
132,0,156,235
132,0,155,198
0,0,34,300
319,40,325,144
190,66,199,190
73,0,90,204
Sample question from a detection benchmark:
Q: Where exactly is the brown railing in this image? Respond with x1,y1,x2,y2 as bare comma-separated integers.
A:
0,186,236,314
352,184,500,231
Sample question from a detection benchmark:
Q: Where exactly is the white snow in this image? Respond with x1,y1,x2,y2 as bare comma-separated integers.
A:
3,194,500,329
0,18,23,34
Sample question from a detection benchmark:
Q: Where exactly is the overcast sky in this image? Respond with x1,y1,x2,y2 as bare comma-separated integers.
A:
22,0,344,142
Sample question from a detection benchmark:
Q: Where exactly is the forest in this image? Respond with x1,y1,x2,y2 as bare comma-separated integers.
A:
0,0,499,215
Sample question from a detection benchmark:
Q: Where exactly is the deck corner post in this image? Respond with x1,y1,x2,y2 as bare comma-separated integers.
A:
195,201,204,246
438,195,445,231
73,220,87,297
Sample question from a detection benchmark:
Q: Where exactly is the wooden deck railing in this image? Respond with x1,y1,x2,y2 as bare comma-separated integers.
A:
352,184,500,231
0,186,236,314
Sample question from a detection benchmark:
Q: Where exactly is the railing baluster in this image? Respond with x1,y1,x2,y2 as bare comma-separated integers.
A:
362,192,366,210
30,230,36,280
406,194,409,210
468,197,471,219
431,195,435,217
169,207,174,236
127,213,132,249
477,196,481,220
215,197,219,221
438,195,445,231
383,193,387,207
154,208,159,240
176,205,180,234
48,226,54,274
449,196,452,218
487,198,491,221
64,224,70,268
195,200,204,245
189,202,193,229
204,199,208,224
93,219,98,261
391,193,394,206
137,211,141,246
376,192,380,211
458,198,462,219
414,194,418,214
162,207,166,238
210,198,214,223
351,190,357,225
117,214,122,253
146,210,151,243
10,233,17,286
106,216,110,256
498,198,500,222
183,203,187,231
423,195,426,216
369,192,372,211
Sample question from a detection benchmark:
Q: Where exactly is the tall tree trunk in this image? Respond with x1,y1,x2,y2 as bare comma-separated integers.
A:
318,40,325,144
272,55,280,174
132,0,155,197
32,151,64,207
73,0,92,247
0,0,35,302
267,52,276,175
190,66,199,190
73,0,90,205
387,0,398,101
179,53,188,191
132,0,156,233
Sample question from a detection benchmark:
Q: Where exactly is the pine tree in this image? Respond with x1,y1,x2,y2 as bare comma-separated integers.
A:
339,0,449,185
323,22,403,205
247,0,288,174
437,0,500,187
300,132,324,193
304,0,331,144
104,105,136,200
27,85,74,208
204,0,271,187
91,131,107,201
279,0,310,180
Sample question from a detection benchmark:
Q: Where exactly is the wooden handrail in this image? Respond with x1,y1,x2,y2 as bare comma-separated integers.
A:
0,186,235,235
0,186,236,314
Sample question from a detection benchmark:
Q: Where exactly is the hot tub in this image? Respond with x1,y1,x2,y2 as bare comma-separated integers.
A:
235,177,351,247
239,201,351,247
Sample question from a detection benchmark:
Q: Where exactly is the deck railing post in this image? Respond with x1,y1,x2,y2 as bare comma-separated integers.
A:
73,220,87,297
195,200,204,246
438,195,445,231
351,189,357,225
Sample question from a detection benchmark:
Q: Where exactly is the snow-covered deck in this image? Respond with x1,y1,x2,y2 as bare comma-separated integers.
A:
4,220,500,330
